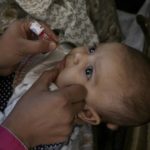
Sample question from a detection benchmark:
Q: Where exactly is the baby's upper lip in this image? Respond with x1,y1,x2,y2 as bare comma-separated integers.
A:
56,56,66,71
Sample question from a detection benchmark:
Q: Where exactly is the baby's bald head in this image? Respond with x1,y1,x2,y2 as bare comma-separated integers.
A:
95,42,150,126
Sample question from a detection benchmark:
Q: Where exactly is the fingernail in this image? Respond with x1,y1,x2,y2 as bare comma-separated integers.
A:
49,42,57,51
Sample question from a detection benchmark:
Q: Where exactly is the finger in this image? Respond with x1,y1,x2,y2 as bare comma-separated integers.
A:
33,68,59,90
71,100,85,115
58,85,87,114
39,22,59,42
61,84,87,103
23,20,58,42
20,39,57,55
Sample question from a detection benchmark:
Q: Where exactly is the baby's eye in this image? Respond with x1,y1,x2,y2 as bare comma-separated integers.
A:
88,44,96,54
85,66,93,80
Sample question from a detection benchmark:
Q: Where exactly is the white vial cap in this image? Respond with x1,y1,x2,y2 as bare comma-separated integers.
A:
30,21,44,35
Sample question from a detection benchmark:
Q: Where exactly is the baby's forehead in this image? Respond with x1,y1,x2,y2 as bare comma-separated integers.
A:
97,43,126,54
94,43,128,84
96,43,128,65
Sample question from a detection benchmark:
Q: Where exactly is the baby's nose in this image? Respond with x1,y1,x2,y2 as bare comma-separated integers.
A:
73,52,83,65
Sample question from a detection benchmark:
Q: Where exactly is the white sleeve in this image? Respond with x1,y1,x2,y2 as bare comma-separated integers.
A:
3,81,32,120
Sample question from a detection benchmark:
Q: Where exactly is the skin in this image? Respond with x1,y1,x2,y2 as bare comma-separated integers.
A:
0,20,87,147
56,44,121,112
0,20,58,76
56,43,135,126
3,69,86,147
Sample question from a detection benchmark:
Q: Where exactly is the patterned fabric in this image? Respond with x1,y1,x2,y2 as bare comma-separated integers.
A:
15,0,99,46
32,143,63,150
86,0,122,42
0,0,27,35
15,0,54,19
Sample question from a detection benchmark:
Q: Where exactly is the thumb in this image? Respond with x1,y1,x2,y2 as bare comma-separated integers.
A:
21,39,57,55
33,69,59,91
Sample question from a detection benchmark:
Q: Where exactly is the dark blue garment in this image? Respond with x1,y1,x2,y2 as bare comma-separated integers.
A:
0,73,15,112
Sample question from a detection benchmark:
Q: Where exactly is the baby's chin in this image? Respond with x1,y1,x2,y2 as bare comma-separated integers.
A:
54,71,65,88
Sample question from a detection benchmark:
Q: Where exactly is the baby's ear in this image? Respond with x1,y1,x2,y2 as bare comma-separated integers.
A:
77,105,101,125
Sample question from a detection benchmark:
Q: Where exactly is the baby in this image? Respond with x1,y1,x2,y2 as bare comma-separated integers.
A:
56,42,150,127
2,42,150,149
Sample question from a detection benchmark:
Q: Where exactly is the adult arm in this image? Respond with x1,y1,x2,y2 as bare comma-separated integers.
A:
2,69,86,148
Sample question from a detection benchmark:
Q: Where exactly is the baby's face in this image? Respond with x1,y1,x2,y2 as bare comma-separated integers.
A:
56,43,125,113
56,44,100,108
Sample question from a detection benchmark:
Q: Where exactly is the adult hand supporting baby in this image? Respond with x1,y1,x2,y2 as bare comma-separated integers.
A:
2,69,86,147
0,20,58,76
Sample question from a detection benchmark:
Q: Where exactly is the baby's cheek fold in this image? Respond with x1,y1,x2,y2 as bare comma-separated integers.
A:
55,71,73,87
